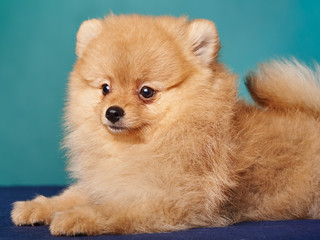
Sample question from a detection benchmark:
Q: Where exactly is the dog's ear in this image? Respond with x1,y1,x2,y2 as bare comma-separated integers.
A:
76,19,103,57
187,19,220,66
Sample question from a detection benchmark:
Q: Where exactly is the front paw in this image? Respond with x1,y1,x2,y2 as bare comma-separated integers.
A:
50,207,105,236
11,196,53,226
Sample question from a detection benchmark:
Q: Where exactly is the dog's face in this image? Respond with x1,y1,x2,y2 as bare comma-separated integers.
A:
67,15,220,141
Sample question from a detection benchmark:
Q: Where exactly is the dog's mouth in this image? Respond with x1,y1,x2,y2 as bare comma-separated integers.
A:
107,125,128,133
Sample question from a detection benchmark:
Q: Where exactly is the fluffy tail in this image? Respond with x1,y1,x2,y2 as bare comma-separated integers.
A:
245,59,320,116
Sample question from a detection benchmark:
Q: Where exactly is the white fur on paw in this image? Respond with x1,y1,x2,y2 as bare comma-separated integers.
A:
11,200,52,226
50,209,104,236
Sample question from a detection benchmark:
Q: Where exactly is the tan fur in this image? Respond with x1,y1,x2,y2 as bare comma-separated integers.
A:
246,59,320,117
11,14,320,236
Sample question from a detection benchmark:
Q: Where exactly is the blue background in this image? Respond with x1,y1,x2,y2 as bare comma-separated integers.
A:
1,0,319,185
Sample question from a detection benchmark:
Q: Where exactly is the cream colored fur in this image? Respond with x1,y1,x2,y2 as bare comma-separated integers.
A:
11,14,320,236
246,59,320,116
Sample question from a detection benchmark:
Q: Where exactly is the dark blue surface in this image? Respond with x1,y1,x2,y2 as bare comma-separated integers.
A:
1,186,319,240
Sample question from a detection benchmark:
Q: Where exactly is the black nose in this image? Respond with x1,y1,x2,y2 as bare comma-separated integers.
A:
106,106,125,123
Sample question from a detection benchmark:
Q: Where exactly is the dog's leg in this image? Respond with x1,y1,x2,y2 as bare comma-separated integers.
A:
49,197,218,236
11,185,87,226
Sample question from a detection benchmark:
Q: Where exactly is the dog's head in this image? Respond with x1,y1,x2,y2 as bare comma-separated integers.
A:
66,15,221,141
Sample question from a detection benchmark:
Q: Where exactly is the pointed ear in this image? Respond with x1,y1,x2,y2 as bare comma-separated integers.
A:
76,19,103,57
187,19,220,66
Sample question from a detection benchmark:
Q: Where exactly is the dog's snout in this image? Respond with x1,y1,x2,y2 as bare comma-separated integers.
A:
106,106,125,123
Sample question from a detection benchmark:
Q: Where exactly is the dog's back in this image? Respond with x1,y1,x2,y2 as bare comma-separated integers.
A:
229,60,320,222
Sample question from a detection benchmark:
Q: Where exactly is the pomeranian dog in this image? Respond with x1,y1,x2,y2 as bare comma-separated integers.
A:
11,14,320,236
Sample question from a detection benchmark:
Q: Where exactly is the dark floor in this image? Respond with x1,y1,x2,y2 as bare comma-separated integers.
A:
1,186,319,240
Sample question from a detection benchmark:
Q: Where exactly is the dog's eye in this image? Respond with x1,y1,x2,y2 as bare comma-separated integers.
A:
140,86,156,99
102,84,110,95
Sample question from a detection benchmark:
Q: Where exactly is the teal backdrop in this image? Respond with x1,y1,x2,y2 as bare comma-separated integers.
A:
1,0,320,185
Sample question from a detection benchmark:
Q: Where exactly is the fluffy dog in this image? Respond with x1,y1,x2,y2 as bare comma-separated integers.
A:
11,14,320,236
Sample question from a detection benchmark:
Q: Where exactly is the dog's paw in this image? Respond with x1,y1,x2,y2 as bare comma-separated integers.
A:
50,207,105,236
11,196,53,226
